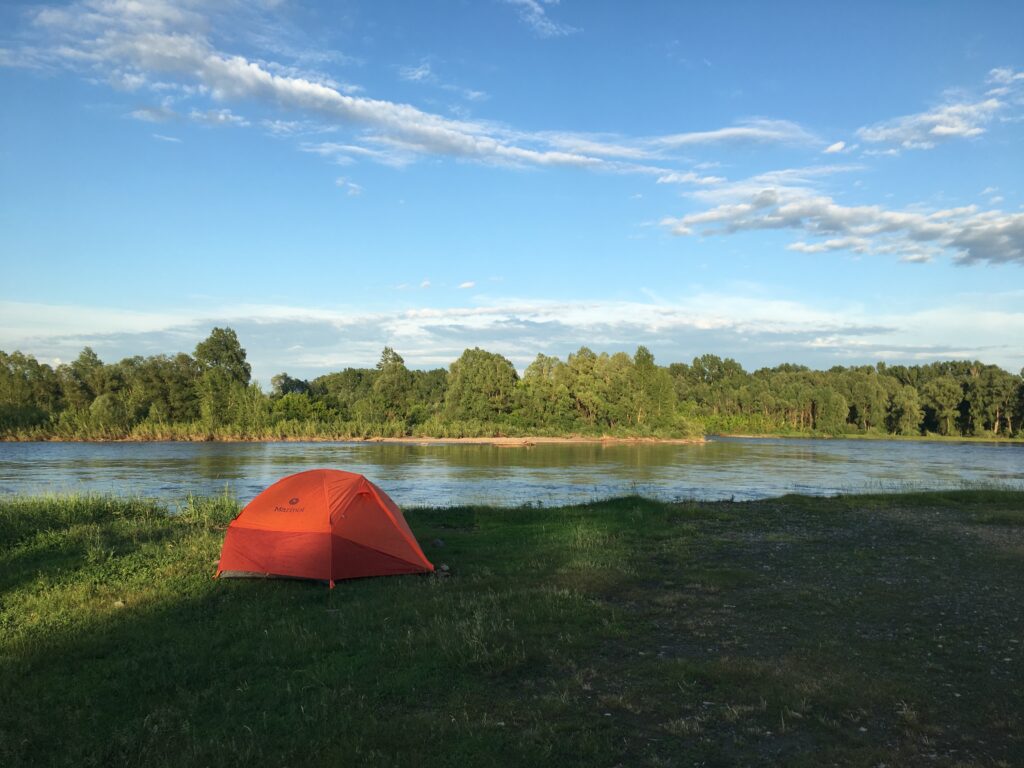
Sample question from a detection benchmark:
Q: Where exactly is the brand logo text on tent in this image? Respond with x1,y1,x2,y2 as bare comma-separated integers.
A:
274,497,304,513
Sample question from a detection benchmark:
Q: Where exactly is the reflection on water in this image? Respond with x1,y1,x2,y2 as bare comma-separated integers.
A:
0,438,1021,507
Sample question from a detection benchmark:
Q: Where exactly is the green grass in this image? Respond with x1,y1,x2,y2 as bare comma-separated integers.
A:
2,491,1023,767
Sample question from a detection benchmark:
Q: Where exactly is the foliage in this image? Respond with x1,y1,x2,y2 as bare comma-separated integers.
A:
2,328,1023,440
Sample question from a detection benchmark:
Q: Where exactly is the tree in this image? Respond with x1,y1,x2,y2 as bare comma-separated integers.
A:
595,351,634,428
89,392,128,432
842,370,888,432
627,346,676,428
0,351,61,430
966,365,1017,435
311,368,376,420
565,347,603,425
271,372,309,396
194,327,251,386
811,387,847,434
888,385,922,436
58,347,105,410
922,376,962,436
519,353,574,430
196,368,236,428
445,348,518,422
369,347,414,422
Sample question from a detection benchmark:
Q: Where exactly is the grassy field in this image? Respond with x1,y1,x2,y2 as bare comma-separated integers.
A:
1,491,1022,767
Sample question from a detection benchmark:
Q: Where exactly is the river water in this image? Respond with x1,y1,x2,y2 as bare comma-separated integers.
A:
1,438,1021,507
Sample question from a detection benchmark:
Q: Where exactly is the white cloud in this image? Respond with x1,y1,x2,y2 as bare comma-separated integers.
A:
662,175,1024,265
823,140,846,154
334,177,363,196
130,105,175,122
23,2,595,168
987,67,1024,86
189,107,249,127
9,1,826,183
152,133,181,143
458,281,476,289
399,62,432,82
420,279,431,288
856,69,1023,151
652,119,818,148
4,293,1022,380
504,0,578,38
656,171,726,186
535,132,654,160
398,59,489,102
857,99,1002,149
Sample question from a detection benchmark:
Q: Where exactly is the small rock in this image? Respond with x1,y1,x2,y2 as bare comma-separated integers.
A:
432,538,445,548
439,563,450,572
113,600,125,609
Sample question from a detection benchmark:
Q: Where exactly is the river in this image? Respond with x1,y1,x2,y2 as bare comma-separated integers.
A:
1,438,1021,507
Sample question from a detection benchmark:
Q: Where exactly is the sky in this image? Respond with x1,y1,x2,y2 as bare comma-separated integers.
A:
1,0,1022,384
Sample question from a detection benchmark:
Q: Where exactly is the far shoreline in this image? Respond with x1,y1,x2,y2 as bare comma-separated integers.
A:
1,434,707,446
4,433,1023,445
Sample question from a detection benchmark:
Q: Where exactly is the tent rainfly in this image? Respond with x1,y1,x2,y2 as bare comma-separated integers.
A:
216,469,434,587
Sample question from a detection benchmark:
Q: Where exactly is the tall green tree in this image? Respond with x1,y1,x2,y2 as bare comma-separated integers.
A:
519,353,574,430
369,347,414,422
194,328,251,427
58,347,105,410
888,385,923,436
922,376,962,436
445,348,518,422
628,346,676,428
194,327,251,386
565,347,603,425
811,387,847,434
0,351,61,429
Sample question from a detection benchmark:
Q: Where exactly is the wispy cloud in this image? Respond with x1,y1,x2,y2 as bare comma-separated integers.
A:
661,171,1024,266
857,99,1002,149
656,171,726,186
398,62,432,83
652,119,818,148
189,107,249,127
503,0,578,38
130,105,175,122
334,177,363,196
6,1,1019,272
8,1,823,183
152,133,181,143
458,281,476,289
856,68,1023,151
398,58,488,102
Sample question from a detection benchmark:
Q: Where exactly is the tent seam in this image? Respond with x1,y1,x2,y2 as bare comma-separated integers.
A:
364,480,433,570
322,471,332,580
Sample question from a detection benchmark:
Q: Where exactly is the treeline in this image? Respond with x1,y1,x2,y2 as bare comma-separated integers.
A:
1,327,1022,440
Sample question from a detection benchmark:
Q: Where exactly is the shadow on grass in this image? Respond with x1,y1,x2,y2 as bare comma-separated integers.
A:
1,500,648,768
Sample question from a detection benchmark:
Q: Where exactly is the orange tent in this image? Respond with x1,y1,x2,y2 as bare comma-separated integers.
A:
216,469,434,587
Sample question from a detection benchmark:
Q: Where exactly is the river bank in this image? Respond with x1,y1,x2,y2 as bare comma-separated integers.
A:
1,433,706,445
714,431,1024,444
3,490,1022,766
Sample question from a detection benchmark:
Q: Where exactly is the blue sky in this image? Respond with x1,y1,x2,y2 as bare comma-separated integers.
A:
1,0,1022,384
